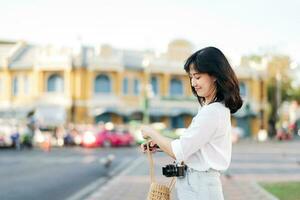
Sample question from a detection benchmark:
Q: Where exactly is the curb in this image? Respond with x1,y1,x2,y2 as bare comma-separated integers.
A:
251,182,279,200
65,157,137,200
84,156,145,200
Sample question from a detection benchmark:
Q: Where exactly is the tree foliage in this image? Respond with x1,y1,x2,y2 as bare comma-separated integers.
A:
241,54,300,136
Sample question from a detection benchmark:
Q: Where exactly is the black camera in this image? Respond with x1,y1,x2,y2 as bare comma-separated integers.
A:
162,163,187,177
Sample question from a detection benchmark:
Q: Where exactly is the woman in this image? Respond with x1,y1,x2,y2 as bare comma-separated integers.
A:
141,47,243,200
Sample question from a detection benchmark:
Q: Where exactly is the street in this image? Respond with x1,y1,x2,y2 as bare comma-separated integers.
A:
0,146,140,200
84,138,300,200
1,139,300,200
228,139,300,181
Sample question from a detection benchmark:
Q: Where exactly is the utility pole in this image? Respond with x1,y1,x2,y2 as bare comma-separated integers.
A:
276,71,282,125
142,59,153,124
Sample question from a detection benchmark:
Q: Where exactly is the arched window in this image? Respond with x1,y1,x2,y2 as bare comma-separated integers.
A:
94,74,111,94
122,77,129,95
0,77,3,95
24,76,29,95
170,78,183,96
95,113,112,123
47,74,64,92
151,76,159,96
239,82,247,98
171,115,185,128
12,76,19,96
133,78,140,95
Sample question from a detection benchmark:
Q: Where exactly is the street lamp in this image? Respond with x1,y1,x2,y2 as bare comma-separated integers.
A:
276,71,282,125
142,58,153,124
257,75,268,142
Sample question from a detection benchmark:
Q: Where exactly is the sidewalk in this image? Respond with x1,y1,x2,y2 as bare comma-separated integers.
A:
84,152,279,200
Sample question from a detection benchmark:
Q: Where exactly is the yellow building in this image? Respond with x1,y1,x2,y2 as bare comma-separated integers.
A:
233,65,268,137
0,39,268,137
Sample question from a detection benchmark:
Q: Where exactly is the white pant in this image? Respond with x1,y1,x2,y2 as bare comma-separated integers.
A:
175,168,224,200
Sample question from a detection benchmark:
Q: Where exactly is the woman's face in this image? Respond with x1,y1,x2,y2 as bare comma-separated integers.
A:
189,65,216,102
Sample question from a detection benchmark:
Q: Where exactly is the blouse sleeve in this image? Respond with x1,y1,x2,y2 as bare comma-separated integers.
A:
171,108,219,163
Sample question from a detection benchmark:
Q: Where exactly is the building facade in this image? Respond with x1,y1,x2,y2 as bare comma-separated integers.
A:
0,39,268,137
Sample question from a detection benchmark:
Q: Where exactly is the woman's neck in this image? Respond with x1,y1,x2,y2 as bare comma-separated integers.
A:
204,88,216,105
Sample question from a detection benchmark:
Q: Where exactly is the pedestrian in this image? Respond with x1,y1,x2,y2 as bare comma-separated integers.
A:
141,47,243,200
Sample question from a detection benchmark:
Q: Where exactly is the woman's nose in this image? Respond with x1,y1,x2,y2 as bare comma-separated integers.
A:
191,78,196,87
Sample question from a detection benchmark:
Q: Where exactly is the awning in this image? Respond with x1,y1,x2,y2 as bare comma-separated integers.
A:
170,108,197,117
91,107,130,116
149,107,197,117
90,107,197,118
233,103,257,118
0,107,34,120
34,105,66,126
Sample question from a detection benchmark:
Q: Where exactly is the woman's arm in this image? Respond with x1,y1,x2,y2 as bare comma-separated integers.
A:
141,126,176,159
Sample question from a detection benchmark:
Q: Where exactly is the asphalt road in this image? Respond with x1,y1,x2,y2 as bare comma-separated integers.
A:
0,146,140,200
1,139,300,200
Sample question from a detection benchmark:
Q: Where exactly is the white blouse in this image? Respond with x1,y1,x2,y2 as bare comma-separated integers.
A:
171,102,232,172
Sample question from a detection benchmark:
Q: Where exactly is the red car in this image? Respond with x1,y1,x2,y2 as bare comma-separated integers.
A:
98,129,135,147
81,129,135,148
276,128,293,141
80,130,99,148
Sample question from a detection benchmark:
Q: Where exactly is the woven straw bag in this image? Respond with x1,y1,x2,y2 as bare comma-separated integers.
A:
146,143,176,200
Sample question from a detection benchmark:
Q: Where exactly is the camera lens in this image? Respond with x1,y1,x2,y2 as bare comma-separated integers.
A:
162,164,177,177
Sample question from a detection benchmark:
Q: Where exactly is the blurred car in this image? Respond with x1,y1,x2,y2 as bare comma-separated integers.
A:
81,130,99,148
18,125,34,149
32,127,53,150
161,129,180,139
231,126,245,143
130,122,181,145
64,127,81,146
128,122,145,144
81,128,135,148
0,125,13,147
133,129,145,145
98,129,135,147
276,127,293,140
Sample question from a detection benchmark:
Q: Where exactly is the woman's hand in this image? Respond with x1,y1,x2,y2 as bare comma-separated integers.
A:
141,125,157,139
140,140,159,153
140,125,176,159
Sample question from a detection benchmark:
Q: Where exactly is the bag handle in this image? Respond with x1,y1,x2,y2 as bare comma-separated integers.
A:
146,141,155,183
146,141,176,190
168,177,176,191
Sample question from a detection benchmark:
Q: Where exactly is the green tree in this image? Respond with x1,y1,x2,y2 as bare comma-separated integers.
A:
241,54,296,136
266,55,291,136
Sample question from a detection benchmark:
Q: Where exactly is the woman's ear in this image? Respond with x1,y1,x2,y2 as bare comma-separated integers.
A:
210,75,217,82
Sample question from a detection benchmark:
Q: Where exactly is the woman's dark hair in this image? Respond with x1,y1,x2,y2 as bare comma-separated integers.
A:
184,46,243,114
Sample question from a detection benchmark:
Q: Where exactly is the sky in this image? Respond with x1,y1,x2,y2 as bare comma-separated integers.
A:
0,0,299,65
